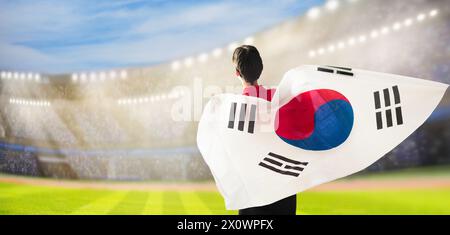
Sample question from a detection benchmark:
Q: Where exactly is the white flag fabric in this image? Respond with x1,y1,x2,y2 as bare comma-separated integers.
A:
197,65,448,210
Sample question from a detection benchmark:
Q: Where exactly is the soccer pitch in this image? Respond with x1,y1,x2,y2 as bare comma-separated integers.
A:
1,166,450,215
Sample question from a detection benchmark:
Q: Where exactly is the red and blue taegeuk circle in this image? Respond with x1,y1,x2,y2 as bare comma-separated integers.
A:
275,89,354,151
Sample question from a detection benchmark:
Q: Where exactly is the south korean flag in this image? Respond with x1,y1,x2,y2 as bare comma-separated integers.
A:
197,65,448,210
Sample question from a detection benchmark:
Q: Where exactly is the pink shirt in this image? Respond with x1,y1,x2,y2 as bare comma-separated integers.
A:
242,85,276,102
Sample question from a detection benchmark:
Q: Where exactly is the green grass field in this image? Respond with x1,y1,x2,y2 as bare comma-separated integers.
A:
1,166,450,215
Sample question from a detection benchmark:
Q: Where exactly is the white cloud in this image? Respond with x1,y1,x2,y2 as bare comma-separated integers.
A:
0,41,61,71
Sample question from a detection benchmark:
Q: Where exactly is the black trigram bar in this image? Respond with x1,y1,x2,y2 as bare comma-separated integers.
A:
228,102,237,129
383,88,391,107
374,91,381,109
227,102,256,134
336,70,354,76
238,103,247,131
259,152,308,177
248,105,257,134
326,65,352,71
317,67,334,73
376,111,383,130
386,109,393,127
395,107,403,125
393,85,401,104
268,152,308,166
317,67,353,76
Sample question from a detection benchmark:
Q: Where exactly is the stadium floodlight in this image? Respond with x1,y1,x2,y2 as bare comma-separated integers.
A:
370,30,379,38
80,73,87,83
429,9,438,17
228,42,239,52
34,74,41,82
308,10,438,59
212,48,223,58
184,57,194,68
359,35,367,43
171,61,181,71
318,48,325,55
325,0,339,11
404,18,413,27
99,72,106,81
392,22,402,31
90,72,97,82
328,45,335,52
120,70,127,80
348,37,356,46
307,7,320,19
110,71,117,79
198,53,209,63
71,74,78,83
244,37,255,45
417,13,426,22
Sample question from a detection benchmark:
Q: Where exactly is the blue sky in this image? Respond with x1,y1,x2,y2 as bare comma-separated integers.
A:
0,0,322,73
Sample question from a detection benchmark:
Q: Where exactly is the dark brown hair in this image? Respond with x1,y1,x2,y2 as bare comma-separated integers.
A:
232,45,263,84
